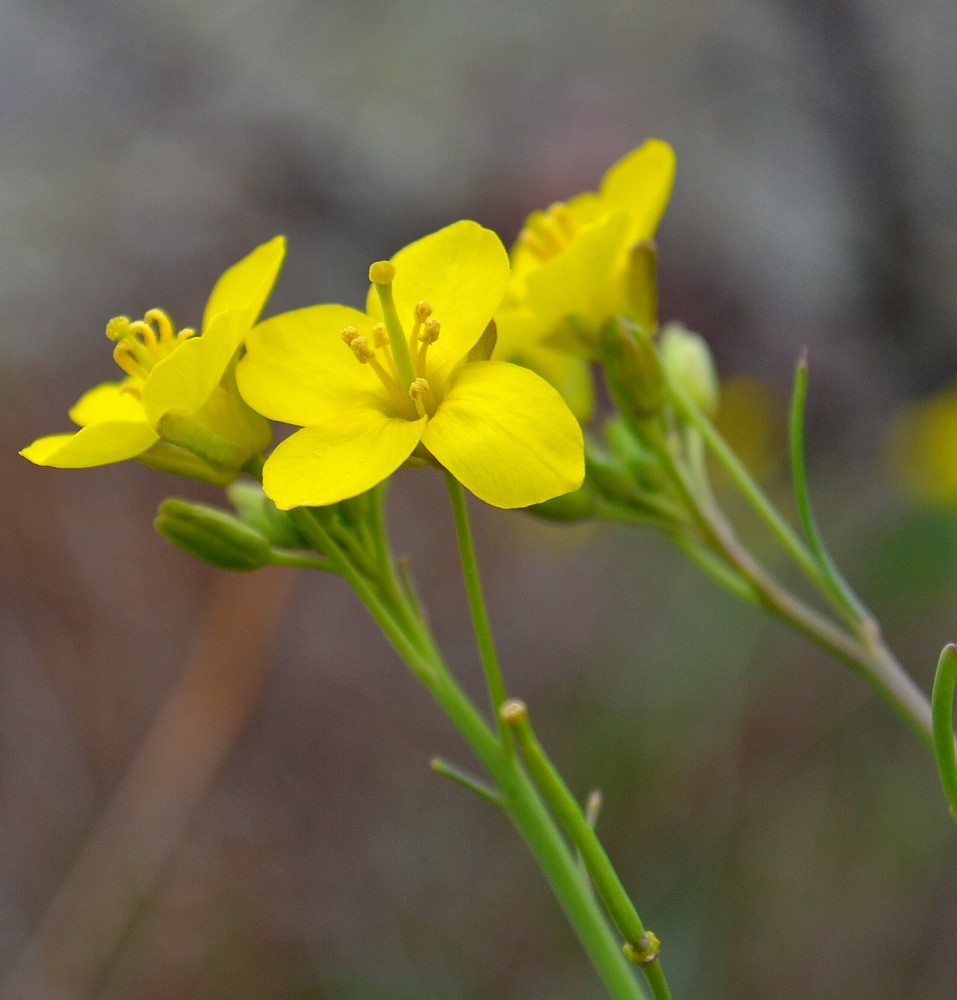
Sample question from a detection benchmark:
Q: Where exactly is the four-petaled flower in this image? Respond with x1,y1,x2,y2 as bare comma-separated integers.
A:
237,221,585,510
494,139,676,415
21,237,285,484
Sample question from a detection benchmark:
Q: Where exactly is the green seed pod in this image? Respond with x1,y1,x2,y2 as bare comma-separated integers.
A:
154,498,274,571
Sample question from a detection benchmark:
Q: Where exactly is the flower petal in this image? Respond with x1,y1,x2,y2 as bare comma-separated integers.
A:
202,235,286,333
68,381,145,426
262,409,426,509
422,361,584,508
142,309,241,426
367,221,510,376
20,421,158,467
238,305,386,426
599,140,676,243
520,210,630,337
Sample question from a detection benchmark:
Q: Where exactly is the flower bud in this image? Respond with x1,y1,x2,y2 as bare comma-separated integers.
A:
600,317,667,422
226,481,306,548
526,483,597,522
659,323,719,416
154,498,274,571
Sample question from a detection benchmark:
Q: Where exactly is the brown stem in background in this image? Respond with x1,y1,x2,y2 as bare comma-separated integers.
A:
0,569,296,1000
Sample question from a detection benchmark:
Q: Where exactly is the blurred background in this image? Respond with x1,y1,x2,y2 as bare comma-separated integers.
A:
2,0,957,997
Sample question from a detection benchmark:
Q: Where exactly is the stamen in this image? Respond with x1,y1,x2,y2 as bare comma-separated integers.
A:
415,317,441,374
371,323,389,349
409,377,430,419
144,308,176,343
516,202,579,261
341,326,361,346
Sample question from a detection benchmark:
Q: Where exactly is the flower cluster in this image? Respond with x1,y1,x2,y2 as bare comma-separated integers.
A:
22,140,683,515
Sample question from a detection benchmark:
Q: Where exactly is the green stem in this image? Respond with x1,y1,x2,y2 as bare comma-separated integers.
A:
294,504,649,999
668,379,833,599
788,357,870,628
647,427,934,749
502,700,672,1000
444,474,513,748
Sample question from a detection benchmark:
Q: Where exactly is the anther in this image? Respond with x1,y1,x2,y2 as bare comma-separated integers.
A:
420,318,441,344
371,323,389,348
341,326,360,345
349,336,376,363
414,300,433,323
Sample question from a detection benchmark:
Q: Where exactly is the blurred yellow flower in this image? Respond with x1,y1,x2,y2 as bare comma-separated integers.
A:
889,382,957,506
237,221,584,510
494,139,676,415
20,238,285,483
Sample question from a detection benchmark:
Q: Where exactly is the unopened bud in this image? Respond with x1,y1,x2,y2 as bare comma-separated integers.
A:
526,483,596,522
600,317,667,421
659,323,719,416
155,498,273,571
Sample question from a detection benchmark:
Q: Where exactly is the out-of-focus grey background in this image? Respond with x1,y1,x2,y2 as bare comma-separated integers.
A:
3,1,956,998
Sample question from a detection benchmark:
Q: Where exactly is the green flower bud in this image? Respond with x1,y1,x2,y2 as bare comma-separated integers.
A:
155,498,274,571
659,323,719,416
527,483,597,522
600,317,667,422
226,481,306,548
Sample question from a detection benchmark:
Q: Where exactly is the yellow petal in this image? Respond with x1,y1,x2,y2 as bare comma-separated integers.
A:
367,221,509,377
20,421,158,467
520,210,630,338
262,409,427,509
238,305,384,425
142,310,241,426
422,361,584,508
68,381,145,426
599,140,676,243
202,235,286,333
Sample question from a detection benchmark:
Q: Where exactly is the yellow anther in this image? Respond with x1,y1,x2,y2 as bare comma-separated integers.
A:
341,326,361,345
414,300,433,322
409,377,430,419
420,317,441,344
349,336,376,363
371,323,389,348
368,260,396,285
517,202,578,261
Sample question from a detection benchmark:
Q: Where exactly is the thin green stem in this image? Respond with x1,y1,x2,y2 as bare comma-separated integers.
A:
668,379,833,598
293,502,649,999
651,438,934,751
502,700,672,1000
788,357,870,628
444,474,513,749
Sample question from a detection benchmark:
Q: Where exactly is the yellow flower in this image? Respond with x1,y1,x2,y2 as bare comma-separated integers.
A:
494,140,676,414
889,382,957,507
21,237,285,484
236,221,585,510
